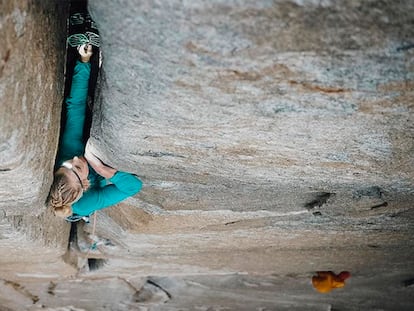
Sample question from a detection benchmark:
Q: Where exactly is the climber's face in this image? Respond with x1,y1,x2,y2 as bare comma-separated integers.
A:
60,156,89,188
71,156,89,179
67,156,89,180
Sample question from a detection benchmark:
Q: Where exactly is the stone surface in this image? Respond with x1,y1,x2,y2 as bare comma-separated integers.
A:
0,0,414,310
0,0,65,215
0,0,71,249
88,0,414,213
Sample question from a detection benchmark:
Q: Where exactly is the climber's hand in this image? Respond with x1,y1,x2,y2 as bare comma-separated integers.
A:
85,147,116,179
78,44,93,63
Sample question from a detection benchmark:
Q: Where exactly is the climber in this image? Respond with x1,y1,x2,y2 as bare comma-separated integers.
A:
48,44,142,221
312,271,351,293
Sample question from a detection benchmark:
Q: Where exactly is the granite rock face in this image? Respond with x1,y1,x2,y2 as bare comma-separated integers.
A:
0,0,66,215
0,0,414,310
0,0,71,246
88,0,414,213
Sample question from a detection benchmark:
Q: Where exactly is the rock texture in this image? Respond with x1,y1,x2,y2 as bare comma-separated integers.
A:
0,0,414,310
0,0,71,241
1,0,64,215
88,0,414,213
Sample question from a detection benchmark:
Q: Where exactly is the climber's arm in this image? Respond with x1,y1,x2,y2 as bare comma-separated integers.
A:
72,172,143,216
58,45,93,163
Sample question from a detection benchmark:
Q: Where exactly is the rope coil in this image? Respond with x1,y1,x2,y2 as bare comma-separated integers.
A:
68,33,100,48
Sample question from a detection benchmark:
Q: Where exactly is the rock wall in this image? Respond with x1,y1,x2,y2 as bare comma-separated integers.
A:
0,0,67,216
0,0,413,310
88,0,414,214
0,0,73,245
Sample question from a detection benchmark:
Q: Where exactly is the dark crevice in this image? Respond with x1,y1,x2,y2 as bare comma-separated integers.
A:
146,279,173,299
305,192,334,210
57,0,105,272
88,258,107,271
133,151,186,158
370,202,388,210
68,221,78,245
403,277,414,287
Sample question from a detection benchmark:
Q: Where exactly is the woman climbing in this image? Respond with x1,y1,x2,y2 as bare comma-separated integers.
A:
48,43,142,221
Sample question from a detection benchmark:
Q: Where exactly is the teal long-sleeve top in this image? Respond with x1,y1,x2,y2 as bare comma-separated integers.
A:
57,60,142,216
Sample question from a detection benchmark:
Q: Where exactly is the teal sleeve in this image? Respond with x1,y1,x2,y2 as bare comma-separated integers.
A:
57,60,91,165
72,171,143,216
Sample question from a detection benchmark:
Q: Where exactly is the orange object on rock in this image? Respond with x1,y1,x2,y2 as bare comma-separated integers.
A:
312,271,351,293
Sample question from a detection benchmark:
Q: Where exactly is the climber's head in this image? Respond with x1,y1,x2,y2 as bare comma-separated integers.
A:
49,156,90,217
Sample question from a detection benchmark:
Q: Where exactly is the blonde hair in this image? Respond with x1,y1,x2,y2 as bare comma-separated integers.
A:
49,170,88,217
